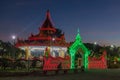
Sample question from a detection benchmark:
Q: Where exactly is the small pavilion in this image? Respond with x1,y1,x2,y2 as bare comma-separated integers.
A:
69,29,90,69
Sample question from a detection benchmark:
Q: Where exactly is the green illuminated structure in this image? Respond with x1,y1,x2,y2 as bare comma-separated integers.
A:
69,29,90,69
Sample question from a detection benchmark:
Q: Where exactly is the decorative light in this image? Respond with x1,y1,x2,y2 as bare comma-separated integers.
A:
52,38,55,41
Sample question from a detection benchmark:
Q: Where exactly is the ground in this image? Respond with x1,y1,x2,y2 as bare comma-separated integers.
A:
0,69,120,80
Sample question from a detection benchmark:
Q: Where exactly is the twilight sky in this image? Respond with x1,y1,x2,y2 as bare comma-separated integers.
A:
0,0,120,46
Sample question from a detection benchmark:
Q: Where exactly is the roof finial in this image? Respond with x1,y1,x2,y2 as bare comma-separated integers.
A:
46,9,50,19
77,28,80,33
75,28,82,41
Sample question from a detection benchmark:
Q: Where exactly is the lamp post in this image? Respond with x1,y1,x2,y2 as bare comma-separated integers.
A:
112,46,117,64
12,35,16,59
12,35,16,45
0,43,3,57
94,42,97,45
110,45,114,53
110,45,115,64
93,42,97,52
110,45,114,48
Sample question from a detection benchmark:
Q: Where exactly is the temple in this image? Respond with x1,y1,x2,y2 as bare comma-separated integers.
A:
15,10,107,70
15,10,70,57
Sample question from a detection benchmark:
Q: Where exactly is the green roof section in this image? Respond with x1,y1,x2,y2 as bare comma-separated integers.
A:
75,28,82,41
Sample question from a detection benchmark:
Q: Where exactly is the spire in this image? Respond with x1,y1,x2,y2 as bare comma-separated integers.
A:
40,10,55,29
77,28,80,33
46,9,51,19
75,28,82,41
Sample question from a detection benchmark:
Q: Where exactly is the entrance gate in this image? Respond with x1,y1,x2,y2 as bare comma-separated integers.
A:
69,30,90,69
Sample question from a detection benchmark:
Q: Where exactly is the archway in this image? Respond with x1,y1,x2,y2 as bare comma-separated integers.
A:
74,48,83,68
69,30,90,69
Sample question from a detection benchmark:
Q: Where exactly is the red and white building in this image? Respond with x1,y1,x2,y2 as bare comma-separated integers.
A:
15,10,70,57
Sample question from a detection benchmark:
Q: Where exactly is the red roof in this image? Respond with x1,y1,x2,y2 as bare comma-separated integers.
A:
16,10,69,47
39,10,56,31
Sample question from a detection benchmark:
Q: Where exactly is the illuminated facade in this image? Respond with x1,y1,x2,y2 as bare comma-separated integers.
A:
15,10,107,70
69,30,107,69
69,30,90,69
15,10,69,57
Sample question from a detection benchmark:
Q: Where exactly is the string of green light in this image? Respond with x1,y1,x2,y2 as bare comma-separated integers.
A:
69,29,90,69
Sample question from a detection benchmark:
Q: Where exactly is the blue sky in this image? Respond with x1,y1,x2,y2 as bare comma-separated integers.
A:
0,0,120,46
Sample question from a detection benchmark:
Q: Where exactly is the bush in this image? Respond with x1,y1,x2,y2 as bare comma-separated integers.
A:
108,62,120,69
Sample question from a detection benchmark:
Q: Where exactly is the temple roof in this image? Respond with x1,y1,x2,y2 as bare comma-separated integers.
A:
40,10,55,31
15,10,69,47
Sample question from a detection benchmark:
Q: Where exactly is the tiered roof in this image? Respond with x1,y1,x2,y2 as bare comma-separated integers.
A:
15,10,69,47
40,10,56,31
